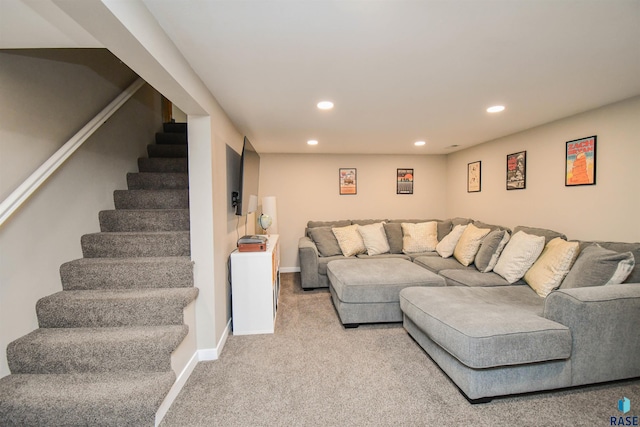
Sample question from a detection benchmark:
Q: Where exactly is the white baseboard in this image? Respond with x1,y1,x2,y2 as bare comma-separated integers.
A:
198,318,232,361
280,267,300,273
155,318,232,426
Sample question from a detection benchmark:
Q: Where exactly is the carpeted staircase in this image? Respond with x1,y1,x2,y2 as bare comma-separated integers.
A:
0,122,197,426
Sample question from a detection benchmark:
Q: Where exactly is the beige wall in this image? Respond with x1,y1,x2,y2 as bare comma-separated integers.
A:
259,154,448,269
0,50,161,377
445,96,640,241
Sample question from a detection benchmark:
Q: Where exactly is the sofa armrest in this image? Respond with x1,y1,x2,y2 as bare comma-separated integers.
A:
299,236,320,289
543,283,640,386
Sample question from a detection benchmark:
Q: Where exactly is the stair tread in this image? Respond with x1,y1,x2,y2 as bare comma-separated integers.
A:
62,256,192,266
0,371,174,426
40,287,198,303
7,325,188,374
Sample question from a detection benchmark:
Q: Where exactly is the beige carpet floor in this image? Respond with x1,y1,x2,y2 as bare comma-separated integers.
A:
160,273,640,426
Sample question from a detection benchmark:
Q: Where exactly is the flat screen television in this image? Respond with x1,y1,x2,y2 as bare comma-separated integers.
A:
233,137,260,216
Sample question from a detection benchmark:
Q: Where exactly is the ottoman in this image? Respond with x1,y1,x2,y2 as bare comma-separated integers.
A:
326,258,446,327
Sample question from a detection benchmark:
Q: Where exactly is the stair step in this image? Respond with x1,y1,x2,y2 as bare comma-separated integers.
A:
138,157,188,173
147,144,187,158
114,189,188,210
81,231,190,258
163,122,187,134
7,325,188,374
36,288,199,328
99,209,190,232
127,172,189,190
60,257,194,290
0,371,174,426
155,132,187,145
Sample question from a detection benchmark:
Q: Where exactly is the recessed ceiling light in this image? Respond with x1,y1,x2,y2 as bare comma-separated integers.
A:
307,140,318,145
414,141,426,146
487,105,505,113
317,101,334,110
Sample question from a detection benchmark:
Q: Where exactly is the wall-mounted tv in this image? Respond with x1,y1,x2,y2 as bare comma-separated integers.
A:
232,136,260,216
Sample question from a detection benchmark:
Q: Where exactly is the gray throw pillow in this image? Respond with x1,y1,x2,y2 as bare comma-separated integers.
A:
307,227,342,257
559,244,635,289
475,230,510,273
383,223,404,254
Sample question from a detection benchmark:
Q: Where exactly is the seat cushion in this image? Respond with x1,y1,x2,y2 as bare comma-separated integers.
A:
438,269,522,287
399,286,571,369
413,256,472,274
327,258,445,304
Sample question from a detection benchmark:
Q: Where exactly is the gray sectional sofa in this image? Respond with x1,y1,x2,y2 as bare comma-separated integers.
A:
298,218,640,402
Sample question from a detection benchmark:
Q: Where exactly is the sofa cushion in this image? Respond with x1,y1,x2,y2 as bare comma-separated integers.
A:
413,255,472,274
383,222,404,254
318,255,350,276
357,222,390,256
402,222,438,254
494,231,545,284
453,224,490,266
308,219,351,229
560,244,635,289
439,269,520,287
332,224,366,257
328,259,445,304
308,227,342,257
351,219,388,226
474,229,510,273
436,224,468,258
524,237,580,297
450,217,474,227
356,253,411,261
513,225,566,244
399,286,571,369
473,221,511,233
587,241,640,284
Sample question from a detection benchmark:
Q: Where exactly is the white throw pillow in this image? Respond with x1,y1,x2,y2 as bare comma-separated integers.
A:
332,224,366,257
453,223,490,266
358,222,390,256
401,222,438,253
436,224,468,258
493,231,545,284
524,237,579,297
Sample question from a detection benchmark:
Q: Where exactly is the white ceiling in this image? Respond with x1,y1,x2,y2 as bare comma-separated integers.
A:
4,0,640,154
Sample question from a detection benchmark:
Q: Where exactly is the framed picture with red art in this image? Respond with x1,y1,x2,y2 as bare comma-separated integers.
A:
566,136,596,186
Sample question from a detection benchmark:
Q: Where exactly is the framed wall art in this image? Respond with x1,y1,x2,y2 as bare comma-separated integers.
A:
397,168,414,194
506,151,526,190
339,168,357,195
467,161,481,193
566,135,596,186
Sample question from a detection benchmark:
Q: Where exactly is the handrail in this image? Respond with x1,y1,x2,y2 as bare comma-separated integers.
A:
0,77,146,227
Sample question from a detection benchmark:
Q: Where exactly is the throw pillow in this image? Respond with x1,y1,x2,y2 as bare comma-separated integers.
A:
332,224,366,257
524,237,580,297
474,230,510,273
436,224,468,258
307,226,342,257
493,231,545,284
358,222,390,256
560,244,635,289
401,221,438,254
452,223,490,266
383,222,404,254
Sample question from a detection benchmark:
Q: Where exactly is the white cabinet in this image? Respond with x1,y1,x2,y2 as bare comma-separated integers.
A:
230,235,280,335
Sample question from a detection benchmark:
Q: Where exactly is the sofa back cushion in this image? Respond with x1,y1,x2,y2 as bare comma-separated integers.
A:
559,244,635,289
513,225,566,244
308,227,343,257
473,221,511,234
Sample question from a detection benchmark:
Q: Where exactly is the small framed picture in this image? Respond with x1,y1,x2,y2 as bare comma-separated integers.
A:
467,161,481,193
397,168,414,194
339,168,357,195
566,135,596,186
506,151,526,190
